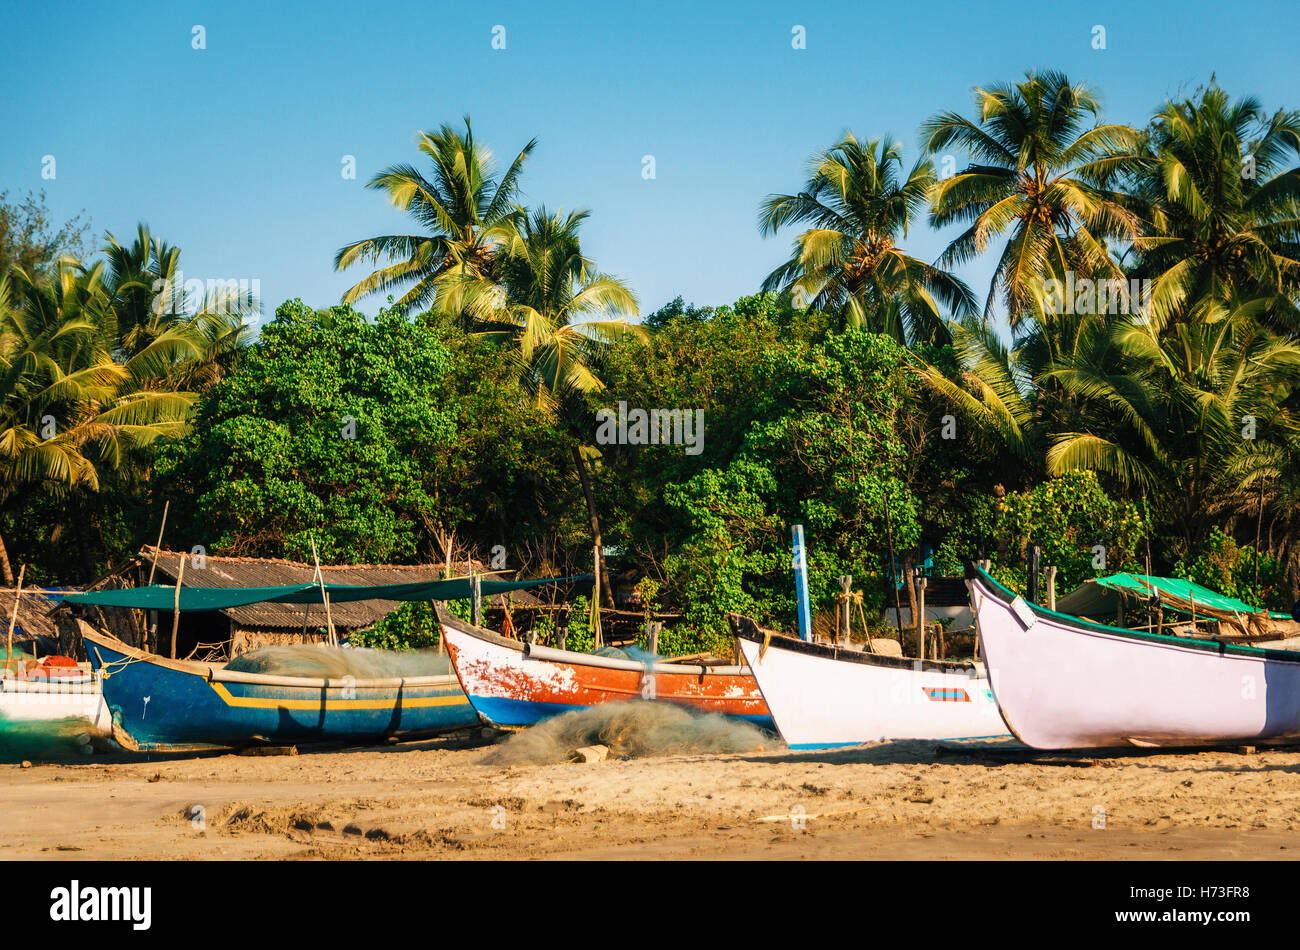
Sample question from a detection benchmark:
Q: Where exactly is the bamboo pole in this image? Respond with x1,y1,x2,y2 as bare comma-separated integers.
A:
145,501,170,649
169,555,186,658
6,564,25,665
310,536,336,647
146,501,169,585
837,576,852,646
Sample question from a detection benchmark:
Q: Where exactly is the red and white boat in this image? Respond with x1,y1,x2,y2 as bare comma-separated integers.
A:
437,606,772,728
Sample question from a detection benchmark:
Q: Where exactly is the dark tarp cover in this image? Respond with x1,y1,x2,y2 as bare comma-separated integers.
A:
62,574,592,612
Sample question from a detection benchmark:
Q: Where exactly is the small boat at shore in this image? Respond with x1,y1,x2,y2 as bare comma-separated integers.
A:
728,614,1009,749
82,623,477,752
967,564,1300,749
1,658,110,734
437,605,773,728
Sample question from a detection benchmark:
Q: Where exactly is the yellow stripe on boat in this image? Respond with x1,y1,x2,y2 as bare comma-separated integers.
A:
208,681,470,710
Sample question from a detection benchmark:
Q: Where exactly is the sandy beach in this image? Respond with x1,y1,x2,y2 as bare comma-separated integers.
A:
4,733,1300,860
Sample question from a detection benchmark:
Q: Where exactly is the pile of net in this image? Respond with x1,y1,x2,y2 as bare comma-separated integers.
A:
483,700,771,765
592,644,661,663
225,645,450,679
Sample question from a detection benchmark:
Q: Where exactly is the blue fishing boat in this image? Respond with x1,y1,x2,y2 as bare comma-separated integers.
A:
82,625,478,752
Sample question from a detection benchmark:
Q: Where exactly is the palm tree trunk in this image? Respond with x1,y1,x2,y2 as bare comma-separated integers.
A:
571,445,615,609
0,525,13,588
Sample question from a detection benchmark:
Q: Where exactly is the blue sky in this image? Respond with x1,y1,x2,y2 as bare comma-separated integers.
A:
5,0,1299,329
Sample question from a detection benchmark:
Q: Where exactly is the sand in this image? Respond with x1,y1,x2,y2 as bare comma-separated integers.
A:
3,733,1300,859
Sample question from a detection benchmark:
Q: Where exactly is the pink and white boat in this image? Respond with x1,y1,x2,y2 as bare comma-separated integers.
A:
967,565,1300,749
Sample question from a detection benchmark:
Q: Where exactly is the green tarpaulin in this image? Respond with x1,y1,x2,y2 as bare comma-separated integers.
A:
62,574,592,612
1056,572,1288,620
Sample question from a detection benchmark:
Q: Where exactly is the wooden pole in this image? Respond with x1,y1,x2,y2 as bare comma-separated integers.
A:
1026,545,1041,604
471,574,482,627
310,536,336,647
837,576,852,646
146,500,169,586
1255,478,1266,594
169,556,186,658
591,549,603,648
6,564,25,665
646,621,661,655
1045,565,1058,611
145,501,170,650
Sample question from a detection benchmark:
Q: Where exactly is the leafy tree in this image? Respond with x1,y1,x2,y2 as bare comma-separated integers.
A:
155,299,573,566
0,190,91,282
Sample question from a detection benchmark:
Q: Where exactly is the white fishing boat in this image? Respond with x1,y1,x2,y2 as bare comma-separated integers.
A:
0,662,110,733
967,564,1300,749
728,614,1009,749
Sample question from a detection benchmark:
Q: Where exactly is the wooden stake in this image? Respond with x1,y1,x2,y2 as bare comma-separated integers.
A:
471,574,482,626
6,564,25,665
146,501,169,586
310,536,336,647
169,556,186,659
837,576,852,646
1045,565,1058,611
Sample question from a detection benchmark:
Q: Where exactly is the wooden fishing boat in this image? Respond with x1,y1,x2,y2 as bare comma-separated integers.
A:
0,661,110,733
967,564,1300,749
728,614,1009,749
437,606,773,728
81,624,478,752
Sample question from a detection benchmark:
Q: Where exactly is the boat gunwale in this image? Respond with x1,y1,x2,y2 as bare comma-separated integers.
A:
966,564,1300,665
727,613,984,676
81,624,460,690
438,604,750,677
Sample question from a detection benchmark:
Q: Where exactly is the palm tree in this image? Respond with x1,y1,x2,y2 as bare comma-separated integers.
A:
923,70,1142,324
334,118,536,312
438,206,644,608
439,207,644,409
103,224,255,390
1044,294,1300,549
0,262,196,583
759,134,974,344
1128,84,1300,331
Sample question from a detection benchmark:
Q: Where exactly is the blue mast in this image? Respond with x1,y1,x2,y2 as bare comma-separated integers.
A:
792,524,813,641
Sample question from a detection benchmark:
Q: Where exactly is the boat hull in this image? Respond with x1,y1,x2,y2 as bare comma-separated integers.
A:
967,567,1300,749
439,610,772,729
0,675,110,732
730,615,1009,749
83,628,477,751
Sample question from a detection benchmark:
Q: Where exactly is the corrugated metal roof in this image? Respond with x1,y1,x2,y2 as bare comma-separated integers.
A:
135,546,538,630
